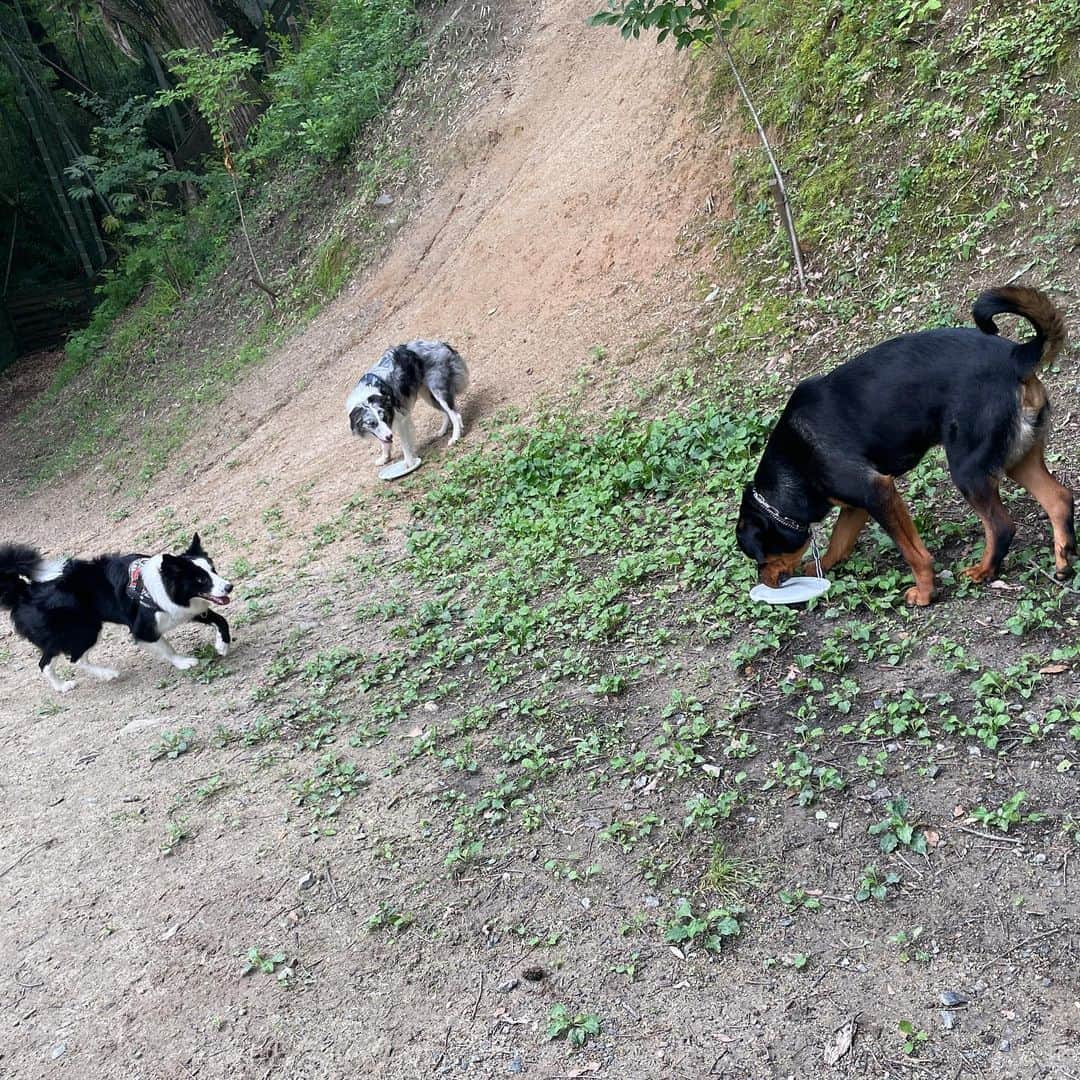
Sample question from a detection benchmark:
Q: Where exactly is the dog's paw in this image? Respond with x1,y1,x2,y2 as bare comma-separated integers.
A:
447,433,460,446
959,564,994,584
98,668,120,682
172,656,199,671
55,680,76,694
904,586,933,607
214,637,230,657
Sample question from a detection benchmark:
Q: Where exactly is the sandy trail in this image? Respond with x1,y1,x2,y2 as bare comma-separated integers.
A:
3,0,727,554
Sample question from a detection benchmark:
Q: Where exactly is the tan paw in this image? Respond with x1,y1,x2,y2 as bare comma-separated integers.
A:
904,586,933,607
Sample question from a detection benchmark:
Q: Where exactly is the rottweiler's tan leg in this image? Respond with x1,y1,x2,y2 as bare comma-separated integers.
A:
1006,444,1077,579
819,507,870,571
868,477,935,605
958,478,1016,584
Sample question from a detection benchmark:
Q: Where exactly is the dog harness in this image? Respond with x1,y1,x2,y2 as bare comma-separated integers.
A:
126,559,161,612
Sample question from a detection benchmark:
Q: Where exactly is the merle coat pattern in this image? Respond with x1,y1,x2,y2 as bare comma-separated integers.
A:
0,533,232,692
346,340,469,467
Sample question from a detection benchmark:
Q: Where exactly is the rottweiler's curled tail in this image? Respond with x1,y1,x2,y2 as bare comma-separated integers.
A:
736,285,1075,605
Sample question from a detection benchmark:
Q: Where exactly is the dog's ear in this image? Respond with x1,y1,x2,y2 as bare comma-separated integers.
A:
159,552,184,585
184,533,206,558
348,406,365,434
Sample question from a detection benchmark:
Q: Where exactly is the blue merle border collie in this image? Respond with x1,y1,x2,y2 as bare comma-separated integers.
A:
346,340,470,468
0,534,232,693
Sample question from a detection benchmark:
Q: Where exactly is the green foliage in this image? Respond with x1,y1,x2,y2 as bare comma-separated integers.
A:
253,0,424,164
969,791,1045,834
724,0,1080,282
160,32,261,158
778,888,821,913
868,797,928,855
854,865,900,903
898,1019,929,1055
66,95,201,230
589,0,743,48
150,727,197,761
242,947,293,983
366,901,414,933
663,897,743,954
547,1005,602,1048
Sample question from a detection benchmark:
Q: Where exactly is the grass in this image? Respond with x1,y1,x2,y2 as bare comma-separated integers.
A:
6,1,1080,1071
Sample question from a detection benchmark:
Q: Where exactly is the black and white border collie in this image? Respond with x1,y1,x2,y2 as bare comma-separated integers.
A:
0,533,232,693
346,340,470,468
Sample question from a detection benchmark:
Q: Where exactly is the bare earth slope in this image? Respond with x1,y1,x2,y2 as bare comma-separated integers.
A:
1,0,724,553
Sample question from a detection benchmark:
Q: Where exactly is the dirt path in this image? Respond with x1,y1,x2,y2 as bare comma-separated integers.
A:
0,4,739,1078
2,0,727,556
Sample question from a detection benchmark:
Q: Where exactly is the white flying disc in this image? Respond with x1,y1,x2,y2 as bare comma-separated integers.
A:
378,458,422,481
749,575,831,605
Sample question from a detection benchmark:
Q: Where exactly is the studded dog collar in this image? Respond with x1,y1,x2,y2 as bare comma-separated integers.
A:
751,488,811,537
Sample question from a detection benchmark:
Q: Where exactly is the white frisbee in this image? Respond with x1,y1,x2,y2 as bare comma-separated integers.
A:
749,575,831,605
378,458,422,481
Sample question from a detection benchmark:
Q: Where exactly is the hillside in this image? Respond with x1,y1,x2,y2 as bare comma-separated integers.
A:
1,1,1078,1078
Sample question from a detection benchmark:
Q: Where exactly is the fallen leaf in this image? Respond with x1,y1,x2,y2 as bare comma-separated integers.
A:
925,829,941,847
1039,663,1068,675
989,579,1020,591
953,805,965,818
823,1017,857,1065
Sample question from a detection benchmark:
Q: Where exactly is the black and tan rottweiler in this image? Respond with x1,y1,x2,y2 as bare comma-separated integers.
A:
736,286,1075,605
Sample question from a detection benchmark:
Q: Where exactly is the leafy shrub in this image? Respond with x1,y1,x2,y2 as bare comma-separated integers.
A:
253,0,424,165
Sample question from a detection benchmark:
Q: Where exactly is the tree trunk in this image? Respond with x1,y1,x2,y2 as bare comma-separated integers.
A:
143,41,186,151
7,53,95,279
6,5,108,268
95,0,262,145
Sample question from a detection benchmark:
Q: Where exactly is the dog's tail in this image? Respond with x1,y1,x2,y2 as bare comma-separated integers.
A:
441,341,470,394
972,285,1067,376
0,543,45,610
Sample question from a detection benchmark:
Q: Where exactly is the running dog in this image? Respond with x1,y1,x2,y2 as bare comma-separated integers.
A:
0,533,232,692
346,340,469,468
736,286,1074,605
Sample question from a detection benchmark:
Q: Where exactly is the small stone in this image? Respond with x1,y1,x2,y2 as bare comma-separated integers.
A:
642,895,660,909
968,745,982,757
298,872,316,891
497,978,520,993
422,701,438,713
374,193,394,206
508,1051,524,1074
1031,853,1046,864
940,1011,956,1030
974,980,988,993
50,1044,66,1060
940,991,968,1007
999,1039,1011,1052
